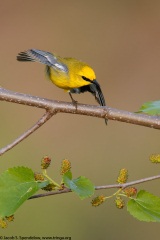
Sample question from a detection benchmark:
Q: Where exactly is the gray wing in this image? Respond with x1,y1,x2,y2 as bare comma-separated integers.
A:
17,49,68,72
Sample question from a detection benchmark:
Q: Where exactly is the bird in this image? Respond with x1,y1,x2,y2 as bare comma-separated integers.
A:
17,49,107,124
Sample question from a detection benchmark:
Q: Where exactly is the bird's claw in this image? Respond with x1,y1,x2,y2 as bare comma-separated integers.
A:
72,99,78,110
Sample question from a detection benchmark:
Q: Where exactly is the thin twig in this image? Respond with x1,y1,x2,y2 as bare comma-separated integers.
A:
29,174,160,200
95,174,160,189
0,110,54,156
29,188,71,199
0,87,160,129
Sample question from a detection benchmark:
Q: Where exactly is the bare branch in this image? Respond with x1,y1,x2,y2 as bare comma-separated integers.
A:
29,174,160,200
29,188,72,199
95,174,160,189
0,87,160,129
0,110,54,156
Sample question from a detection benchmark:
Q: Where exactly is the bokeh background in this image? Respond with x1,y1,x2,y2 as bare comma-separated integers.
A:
0,0,160,238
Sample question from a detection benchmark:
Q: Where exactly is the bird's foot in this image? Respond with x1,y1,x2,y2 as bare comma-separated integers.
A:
72,99,78,110
69,92,78,110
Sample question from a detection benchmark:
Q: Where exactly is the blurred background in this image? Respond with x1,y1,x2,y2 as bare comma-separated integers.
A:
0,0,160,238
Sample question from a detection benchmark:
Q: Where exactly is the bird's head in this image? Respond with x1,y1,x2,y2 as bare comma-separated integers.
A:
78,65,96,82
62,57,96,83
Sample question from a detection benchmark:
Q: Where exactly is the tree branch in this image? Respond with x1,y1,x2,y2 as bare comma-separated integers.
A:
0,87,159,129
29,174,160,200
0,110,54,156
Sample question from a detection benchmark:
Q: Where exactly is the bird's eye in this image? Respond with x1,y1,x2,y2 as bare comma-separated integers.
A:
82,76,92,82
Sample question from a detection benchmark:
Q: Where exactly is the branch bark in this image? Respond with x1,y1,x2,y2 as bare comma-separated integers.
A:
0,86,159,156
0,87,160,129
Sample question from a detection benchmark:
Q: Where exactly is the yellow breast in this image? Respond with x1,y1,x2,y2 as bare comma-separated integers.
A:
47,57,96,90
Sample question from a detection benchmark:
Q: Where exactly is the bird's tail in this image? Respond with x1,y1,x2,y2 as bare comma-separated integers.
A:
89,81,108,125
71,80,108,124
17,49,68,72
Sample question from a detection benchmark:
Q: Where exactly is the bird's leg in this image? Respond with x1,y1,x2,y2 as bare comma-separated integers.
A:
69,92,78,109
105,118,108,125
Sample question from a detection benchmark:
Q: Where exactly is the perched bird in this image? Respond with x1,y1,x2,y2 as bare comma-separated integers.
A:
17,49,107,124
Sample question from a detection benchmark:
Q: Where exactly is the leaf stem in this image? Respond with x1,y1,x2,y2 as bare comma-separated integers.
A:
42,169,61,189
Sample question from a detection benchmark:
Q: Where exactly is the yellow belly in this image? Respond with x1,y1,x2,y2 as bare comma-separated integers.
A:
48,68,90,90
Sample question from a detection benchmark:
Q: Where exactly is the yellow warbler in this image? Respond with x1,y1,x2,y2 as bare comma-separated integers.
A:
17,49,107,124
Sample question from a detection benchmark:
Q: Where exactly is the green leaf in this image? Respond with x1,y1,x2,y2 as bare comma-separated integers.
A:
63,171,94,199
0,167,48,218
138,100,160,115
127,190,160,222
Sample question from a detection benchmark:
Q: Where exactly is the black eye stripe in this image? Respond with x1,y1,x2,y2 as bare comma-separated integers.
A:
82,76,92,83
